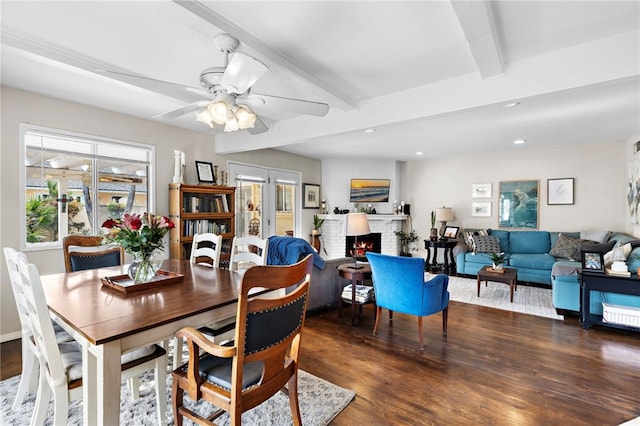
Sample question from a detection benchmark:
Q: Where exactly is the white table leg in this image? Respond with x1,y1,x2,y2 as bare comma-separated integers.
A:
84,340,122,425
82,343,97,426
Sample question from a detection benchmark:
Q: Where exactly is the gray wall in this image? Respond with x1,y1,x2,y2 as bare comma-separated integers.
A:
0,86,320,340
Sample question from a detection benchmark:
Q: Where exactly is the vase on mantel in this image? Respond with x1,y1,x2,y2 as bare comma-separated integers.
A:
128,251,162,283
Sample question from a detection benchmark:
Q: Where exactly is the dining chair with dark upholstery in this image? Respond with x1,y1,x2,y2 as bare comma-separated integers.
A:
366,252,450,352
63,235,124,272
171,254,313,426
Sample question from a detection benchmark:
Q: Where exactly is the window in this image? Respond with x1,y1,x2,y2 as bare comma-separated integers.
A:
21,124,154,250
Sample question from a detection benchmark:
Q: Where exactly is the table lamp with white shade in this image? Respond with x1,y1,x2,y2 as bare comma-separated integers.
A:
344,212,371,269
435,207,454,238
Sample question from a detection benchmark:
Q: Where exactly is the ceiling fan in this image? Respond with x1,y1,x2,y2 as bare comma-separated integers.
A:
98,33,329,134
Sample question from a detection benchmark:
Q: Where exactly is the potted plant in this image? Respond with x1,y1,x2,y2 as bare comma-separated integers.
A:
429,211,438,240
487,252,505,270
311,214,325,252
395,229,419,256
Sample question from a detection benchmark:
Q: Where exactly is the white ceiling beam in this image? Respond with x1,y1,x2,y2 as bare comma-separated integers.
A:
450,0,505,79
173,0,358,111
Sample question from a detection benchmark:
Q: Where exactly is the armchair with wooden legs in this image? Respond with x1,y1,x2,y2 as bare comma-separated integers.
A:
171,254,313,426
366,252,449,352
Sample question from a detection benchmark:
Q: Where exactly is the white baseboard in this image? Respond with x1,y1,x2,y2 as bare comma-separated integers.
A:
1,331,21,343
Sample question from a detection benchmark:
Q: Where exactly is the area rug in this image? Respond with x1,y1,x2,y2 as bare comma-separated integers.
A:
0,369,355,425
430,273,563,320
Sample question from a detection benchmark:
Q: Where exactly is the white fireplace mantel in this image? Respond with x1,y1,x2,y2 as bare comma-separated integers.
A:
316,214,408,259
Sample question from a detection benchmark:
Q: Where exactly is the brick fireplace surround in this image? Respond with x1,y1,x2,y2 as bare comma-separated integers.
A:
316,214,408,260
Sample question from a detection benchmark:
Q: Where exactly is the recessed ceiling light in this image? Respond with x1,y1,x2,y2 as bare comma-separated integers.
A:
364,128,375,133
416,151,424,156
502,101,520,108
513,139,526,145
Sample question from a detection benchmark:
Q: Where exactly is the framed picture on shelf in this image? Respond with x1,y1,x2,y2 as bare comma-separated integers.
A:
581,251,605,273
472,183,492,198
443,226,460,239
547,178,574,205
303,183,321,209
195,161,215,184
471,202,491,217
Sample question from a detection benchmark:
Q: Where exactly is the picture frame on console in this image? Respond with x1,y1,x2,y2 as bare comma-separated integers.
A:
195,161,215,184
582,251,605,273
443,226,460,239
303,183,321,209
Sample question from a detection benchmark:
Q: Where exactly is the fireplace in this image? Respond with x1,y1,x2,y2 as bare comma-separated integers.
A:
345,232,382,261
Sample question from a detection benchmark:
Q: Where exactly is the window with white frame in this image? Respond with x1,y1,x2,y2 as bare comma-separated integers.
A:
21,124,154,250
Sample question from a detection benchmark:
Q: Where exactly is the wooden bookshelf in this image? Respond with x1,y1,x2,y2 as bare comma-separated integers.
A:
168,183,235,268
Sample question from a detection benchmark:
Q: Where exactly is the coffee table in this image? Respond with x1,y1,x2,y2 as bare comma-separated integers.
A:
476,266,518,302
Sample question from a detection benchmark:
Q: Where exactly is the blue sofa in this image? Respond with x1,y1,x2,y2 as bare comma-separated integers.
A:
456,229,640,316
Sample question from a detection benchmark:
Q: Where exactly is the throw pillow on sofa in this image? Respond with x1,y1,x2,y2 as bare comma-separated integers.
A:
575,240,616,263
473,235,501,254
549,234,594,261
463,229,488,252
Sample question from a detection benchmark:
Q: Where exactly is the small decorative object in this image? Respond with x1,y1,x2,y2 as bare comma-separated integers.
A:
311,214,325,252
333,207,340,214
303,183,321,208
101,213,175,283
487,252,505,270
195,161,215,184
430,211,438,240
547,178,574,205
321,199,327,214
395,229,419,256
172,150,185,184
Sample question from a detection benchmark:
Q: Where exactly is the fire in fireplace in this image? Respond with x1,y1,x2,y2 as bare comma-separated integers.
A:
345,232,382,261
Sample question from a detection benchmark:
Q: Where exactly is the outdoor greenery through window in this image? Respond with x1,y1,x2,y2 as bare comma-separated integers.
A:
21,124,154,250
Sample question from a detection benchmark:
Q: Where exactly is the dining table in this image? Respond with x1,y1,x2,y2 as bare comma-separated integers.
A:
40,258,274,426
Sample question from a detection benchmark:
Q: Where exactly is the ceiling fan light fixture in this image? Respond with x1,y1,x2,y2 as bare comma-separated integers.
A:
196,109,214,128
208,101,228,125
224,115,239,132
235,105,256,129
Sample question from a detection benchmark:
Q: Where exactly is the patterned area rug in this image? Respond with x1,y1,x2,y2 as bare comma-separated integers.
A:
0,368,355,425
430,273,564,320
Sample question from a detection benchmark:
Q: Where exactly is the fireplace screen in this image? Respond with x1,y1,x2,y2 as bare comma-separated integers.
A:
345,232,382,261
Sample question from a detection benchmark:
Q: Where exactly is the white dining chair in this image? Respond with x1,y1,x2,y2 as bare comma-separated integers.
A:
229,235,269,271
3,247,75,411
189,232,223,267
15,253,167,426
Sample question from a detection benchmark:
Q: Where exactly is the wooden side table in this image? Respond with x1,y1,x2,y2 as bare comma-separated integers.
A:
424,239,458,274
338,263,375,326
477,267,518,302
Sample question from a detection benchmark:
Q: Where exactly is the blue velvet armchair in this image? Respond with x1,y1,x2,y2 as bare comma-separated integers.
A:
366,252,450,351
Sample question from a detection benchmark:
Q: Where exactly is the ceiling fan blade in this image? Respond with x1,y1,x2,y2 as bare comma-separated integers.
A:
153,101,210,120
247,113,268,135
96,69,210,99
220,52,268,94
247,93,329,117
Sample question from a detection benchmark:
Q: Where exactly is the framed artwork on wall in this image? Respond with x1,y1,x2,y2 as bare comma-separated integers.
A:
303,183,321,209
471,202,491,217
498,180,539,229
547,178,574,205
472,183,492,198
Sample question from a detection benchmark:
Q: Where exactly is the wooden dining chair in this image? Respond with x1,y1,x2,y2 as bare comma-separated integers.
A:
228,235,268,271
190,232,223,267
3,247,74,411
15,253,168,426
172,254,313,426
62,235,124,272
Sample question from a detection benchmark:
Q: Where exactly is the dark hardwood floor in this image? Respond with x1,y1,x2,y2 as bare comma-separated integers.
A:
2,301,639,425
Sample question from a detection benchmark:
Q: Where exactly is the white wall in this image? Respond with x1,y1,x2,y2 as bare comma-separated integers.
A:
0,86,321,339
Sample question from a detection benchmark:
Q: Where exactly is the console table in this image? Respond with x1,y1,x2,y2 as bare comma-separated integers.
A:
581,271,640,331
424,239,457,274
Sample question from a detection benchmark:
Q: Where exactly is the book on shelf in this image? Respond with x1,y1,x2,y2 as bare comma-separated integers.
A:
605,268,631,277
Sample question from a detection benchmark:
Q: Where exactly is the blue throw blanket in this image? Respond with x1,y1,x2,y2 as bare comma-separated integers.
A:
267,236,326,269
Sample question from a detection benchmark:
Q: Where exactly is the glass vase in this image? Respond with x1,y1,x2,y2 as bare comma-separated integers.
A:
128,251,162,283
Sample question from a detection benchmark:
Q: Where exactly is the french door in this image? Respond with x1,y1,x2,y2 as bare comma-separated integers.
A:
228,162,300,238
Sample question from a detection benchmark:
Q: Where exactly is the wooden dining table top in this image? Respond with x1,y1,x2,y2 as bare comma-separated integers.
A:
40,259,245,346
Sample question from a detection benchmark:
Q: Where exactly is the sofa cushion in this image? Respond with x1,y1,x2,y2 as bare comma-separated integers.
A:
549,234,591,260
510,231,551,254
509,253,556,270
463,229,488,252
580,230,610,244
473,235,501,254
550,231,580,248
487,229,510,253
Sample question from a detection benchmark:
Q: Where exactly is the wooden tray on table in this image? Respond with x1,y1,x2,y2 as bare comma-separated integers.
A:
101,270,184,294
